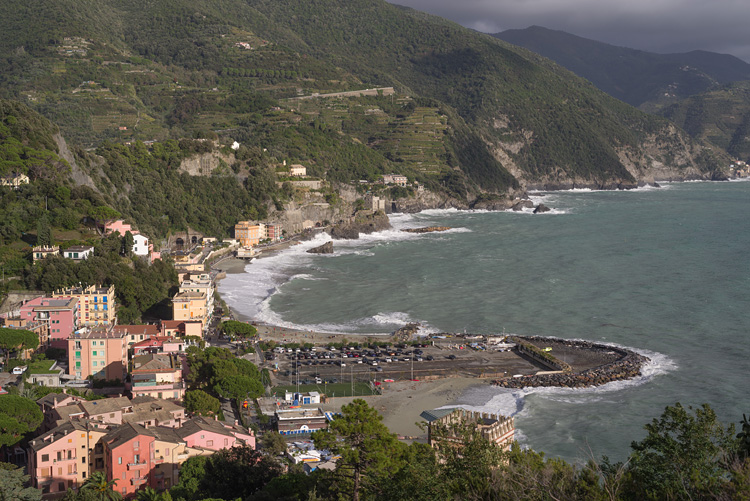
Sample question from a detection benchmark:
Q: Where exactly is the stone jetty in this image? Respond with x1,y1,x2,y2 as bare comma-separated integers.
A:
492,336,649,389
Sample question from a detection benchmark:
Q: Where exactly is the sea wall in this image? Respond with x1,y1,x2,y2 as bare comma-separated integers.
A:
493,336,649,389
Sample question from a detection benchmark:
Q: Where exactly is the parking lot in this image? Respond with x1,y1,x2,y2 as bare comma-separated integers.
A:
265,342,542,386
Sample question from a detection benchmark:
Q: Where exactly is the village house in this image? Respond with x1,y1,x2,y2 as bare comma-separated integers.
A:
67,325,127,381
129,353,186,400
179,274,214,319
0,172,30,189
62,246,94,261
52,284,116,327
381,174,408,187
111,324,161,347
132,336,194,356
32,246,60,263
290,164,307,177
1,316,51,354
160,320,203,339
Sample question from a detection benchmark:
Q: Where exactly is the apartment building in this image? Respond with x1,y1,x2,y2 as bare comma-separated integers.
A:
67,325,127,381
129,353,186,400
17,296,79,351
52,284,116,327
171,291,208,331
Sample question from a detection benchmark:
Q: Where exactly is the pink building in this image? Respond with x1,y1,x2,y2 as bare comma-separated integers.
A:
18,297,79,351
104,423,155,498
178,416,255,450
112,324,161,348
68,325,127,381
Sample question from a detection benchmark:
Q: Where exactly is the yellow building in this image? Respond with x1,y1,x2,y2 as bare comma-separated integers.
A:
234,221,262,247
172,291,208,332
32,246,60,263
52,284,116,326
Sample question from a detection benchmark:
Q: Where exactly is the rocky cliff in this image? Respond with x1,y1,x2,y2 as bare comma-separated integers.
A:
328,210,391,239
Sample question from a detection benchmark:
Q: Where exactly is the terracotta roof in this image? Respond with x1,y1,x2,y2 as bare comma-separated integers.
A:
79,396,132,416
104,422,153,449
112,324,160,336
132,354,180,372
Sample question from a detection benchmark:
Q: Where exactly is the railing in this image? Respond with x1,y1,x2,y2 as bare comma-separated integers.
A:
127,461,148,470
131,477,147,486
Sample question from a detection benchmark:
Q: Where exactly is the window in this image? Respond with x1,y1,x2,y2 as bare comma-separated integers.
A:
206,440,213,447
118,457,122,465
103,297,107,303
82,457,85,464
58,482,65,492
134,441,139,450
41,454,49,462
92,351,97,357
92,361,97,367
41,467,51,477
165,449,170,456
75,361,81,368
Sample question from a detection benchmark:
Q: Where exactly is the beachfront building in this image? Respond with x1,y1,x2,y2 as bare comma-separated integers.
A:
172,291,208,332
179,274,214,319
129,353,186,400
67,325,127,381
420,408,515,452
52,284,116,327
62,246,94,261
275,408,328,435
17,296,79,351
32,246,60,263
235,221,262,247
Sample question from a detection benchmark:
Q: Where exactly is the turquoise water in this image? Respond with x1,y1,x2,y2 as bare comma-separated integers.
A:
219,181,750,462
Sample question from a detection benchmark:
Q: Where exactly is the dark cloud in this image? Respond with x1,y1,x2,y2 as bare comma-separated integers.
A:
389,0,750,62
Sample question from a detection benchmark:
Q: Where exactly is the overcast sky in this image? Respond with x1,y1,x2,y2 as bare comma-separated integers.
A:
388,0,750,62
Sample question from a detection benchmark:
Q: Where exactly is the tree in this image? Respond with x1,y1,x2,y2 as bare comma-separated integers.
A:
135,487,171,501
169,455,208,501
214,374,264,401
623,403,739,500
0,395,43,447
312,399,406,501
184,390,220,416
80,471,121,501
220,320,257,339
121,231,134,256
88,206,121,235
0,462,42,501
259,431,288,457
199,445,283,500
36,213,52,247
0,327,39,361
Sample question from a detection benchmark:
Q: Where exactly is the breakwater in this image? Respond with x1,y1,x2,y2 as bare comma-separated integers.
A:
493,336,650,389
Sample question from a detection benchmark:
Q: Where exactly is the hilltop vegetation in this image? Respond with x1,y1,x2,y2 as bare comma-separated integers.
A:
494,26,750,112
659,81,750,162
0,0,731,195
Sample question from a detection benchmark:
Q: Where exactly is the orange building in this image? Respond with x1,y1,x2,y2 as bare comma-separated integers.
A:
171,291,208,332
234,221,262,247
68,325,127,381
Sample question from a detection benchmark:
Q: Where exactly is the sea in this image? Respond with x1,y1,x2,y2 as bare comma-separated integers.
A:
218,180,750,463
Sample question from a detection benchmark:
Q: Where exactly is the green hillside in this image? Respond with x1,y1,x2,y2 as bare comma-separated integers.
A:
0,0,730,195
494,26,750,112
659,82,750,162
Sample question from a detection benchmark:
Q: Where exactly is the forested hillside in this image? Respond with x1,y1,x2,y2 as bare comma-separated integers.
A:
659,81,750,162
0,0,731,194
494,26,750,112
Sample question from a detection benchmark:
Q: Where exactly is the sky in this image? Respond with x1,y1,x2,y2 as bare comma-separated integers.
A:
387,0,750,62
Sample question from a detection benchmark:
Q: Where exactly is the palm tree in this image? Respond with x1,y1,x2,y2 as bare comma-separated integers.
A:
135,486,172,501
80,471,122,501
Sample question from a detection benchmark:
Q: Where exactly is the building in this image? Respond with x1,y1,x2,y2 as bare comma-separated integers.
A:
179,274,214,319
132,234,150,256
32,246,60,263
172,291,208,331
365,195,386,212
132,336,194,356
290,164,307,177
265,223,283,242
27,360,66,387
67,325,127,381
52,284,116,327
177,416,255,450
62,246,94,260
160,320,203,339
381,174,408,187
0,172,30,189
420,408,515,452
284,391,321,405
2,316,51,354
111,324,161,347
275,408,328,435
27,421,110,497
17,297,78,351
129,353,186,400
103,423,156,498
234,221,262,247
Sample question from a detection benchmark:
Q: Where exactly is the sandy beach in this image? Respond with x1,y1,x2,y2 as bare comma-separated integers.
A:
319,377,484,440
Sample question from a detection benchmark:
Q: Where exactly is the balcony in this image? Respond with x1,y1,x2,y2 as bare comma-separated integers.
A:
127,461,148,471
131,477,147,486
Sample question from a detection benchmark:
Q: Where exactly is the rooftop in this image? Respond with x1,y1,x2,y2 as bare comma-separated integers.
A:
132,354,180,372
70,325,124,340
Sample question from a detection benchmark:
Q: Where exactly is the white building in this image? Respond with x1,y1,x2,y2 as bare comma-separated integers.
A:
132,234,150,256
290,164,307,177
63,246,94,260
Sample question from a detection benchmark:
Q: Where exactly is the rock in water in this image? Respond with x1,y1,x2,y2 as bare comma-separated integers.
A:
533,203,551,214
328,210,391,240
307,241,334,254
511,200,534,211
401,226,451,233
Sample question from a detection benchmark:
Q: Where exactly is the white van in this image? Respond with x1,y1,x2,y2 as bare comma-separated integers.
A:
12,365,28,375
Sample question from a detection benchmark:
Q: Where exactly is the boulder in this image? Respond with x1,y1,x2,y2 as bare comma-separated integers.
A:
307,241,334,254
511,200,534,211
402,226,451,234
328,210,391,240
533,203,551,214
